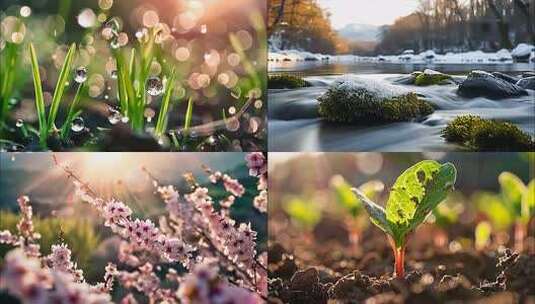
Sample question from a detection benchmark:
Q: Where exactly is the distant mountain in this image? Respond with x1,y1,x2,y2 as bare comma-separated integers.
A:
337,23,382,42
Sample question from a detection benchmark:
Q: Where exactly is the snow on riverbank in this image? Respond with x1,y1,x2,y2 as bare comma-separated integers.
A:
269,44,535,65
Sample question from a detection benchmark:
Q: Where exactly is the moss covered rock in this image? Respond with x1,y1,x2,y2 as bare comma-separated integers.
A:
268,74,311,89
414,69,453,86
318,76,434,123
442,115,534,151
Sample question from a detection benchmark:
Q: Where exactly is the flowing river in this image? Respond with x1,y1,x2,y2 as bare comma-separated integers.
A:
268,62,535,151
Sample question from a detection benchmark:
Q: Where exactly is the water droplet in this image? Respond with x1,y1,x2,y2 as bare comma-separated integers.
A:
20,6,32,17
108,112,121,125
16,119,24,127
74,67,88,83
78,9,97,28
98,0,114,10
146,77,163,96
207,135,216,145
121,116,129,123
225,117,240,132
71,117,85,132
200,24,207,34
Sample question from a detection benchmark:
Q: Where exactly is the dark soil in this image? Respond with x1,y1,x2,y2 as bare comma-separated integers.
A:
268,218,535,304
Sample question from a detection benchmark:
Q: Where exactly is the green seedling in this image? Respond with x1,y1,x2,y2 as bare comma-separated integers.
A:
29,43,85,149
330,175,384,245
474,221,492,251
498,172,534,251
474,192,513,231
283,197,322,230
352,160,457,278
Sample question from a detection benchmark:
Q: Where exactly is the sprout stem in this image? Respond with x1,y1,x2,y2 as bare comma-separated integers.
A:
394,246,405,278
388,235,405,278
514,221,526,252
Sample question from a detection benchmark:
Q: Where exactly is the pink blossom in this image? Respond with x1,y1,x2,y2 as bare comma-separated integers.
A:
253,190,267,213
222,174,245,197
245,152,267,177
102,200,132,228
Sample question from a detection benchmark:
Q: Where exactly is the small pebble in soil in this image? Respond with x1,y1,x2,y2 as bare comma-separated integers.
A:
146,77,164,96
71,117,85,132
74,67,88,83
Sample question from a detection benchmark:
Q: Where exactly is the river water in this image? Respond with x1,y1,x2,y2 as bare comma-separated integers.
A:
268,62,535,151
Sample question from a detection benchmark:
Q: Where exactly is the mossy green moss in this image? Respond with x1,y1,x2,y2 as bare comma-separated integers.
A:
414,72,452,86
318,88,434,123
442,115,534,151
268,74,311,89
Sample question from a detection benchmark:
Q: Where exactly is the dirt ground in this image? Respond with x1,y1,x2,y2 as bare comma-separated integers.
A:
268,215,535,304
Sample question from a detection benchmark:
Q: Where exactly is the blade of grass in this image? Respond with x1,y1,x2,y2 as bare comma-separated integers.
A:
60,83,85,139
128,48,136,80
1,43,21,122
155,71,176,137
184,96,194,131
115,49,136,117
29,43,48,148
48,43,76,129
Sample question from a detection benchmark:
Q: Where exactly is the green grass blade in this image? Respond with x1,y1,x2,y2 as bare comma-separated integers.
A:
155,72,175,136
128,48,136,80
1,43,21,122
29,43,48,148
114,49,136,118
184,96,194,130
48,43,76,129
60,83,85,139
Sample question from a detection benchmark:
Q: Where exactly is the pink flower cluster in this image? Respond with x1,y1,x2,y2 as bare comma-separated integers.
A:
74,183,194,267
209,171,246,197
246,153,268,213
1,153,267,303
1,245,111,304
245,152,267,177
177,261,262,304
47,243,84,282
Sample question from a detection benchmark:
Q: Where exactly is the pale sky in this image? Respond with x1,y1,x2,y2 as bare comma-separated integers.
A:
318,0,420,28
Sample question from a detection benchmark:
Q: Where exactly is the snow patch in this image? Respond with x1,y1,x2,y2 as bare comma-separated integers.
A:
331,75,410,100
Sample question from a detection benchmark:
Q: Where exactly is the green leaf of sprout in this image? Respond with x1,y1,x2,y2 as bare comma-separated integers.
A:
475,192,513,230
353,160,457,248
499,172,526,217
283,197,321,229
386,160,456,246
351,187,391,235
